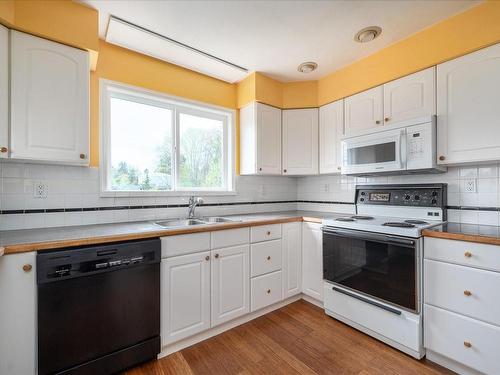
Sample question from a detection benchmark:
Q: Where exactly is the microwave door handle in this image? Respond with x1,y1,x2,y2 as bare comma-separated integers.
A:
399,129,407,168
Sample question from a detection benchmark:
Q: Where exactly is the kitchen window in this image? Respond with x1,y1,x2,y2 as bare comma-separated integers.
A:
100,80,235,195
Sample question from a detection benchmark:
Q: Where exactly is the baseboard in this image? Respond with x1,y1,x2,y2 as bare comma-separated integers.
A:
426,350,482,375
159,294,312,358
301,294,324,308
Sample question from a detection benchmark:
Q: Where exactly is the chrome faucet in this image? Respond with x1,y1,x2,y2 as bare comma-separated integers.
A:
188,196,204,219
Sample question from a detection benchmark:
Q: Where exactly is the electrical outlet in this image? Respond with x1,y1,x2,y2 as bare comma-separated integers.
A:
34,182,48,198
464,178,477,193
258,184,265,198
323,184,329,193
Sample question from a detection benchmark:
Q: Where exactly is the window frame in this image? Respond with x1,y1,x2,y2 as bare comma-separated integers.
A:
100,79,235,197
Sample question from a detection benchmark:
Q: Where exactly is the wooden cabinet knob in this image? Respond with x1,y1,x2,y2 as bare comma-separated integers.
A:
79,153,86,159
259,167,262,171
266,231,271,235
283,169,287,173
463,341,472,348
375,120,381,125
464,251,472,258
0,146,7,153
267,289,271,294
205,255,210,261
439,155,446,161
215,253,219,259
267,255,271,261
384,117,390,122
23,264,32,272
464,290,472,296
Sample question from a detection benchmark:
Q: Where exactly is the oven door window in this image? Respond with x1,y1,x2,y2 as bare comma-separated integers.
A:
323,231,417,312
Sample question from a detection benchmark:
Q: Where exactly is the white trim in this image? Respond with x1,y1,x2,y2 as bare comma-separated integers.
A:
99,79,235,197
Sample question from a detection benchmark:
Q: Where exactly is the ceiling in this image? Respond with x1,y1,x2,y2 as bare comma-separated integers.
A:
81,0,481,82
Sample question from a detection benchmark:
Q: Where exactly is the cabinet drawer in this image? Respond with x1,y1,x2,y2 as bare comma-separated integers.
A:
251,224,281,243
425,237,500,272
211,227,249,249
424,260,500,326
424,304,500,375
161,232,210,258
250,239,282,277
251,271,282,312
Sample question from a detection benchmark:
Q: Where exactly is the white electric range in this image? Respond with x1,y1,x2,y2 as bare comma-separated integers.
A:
322,184,447,359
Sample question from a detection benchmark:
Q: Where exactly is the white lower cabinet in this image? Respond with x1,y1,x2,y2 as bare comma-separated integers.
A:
282,222,302,298
161,251,211,346
211,244,250,327
251,270,283,312
424,237,500,375
0,252,37,375
302,222,323,302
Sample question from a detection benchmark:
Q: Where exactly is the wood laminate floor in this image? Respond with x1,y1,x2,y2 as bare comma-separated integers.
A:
125,300,452,375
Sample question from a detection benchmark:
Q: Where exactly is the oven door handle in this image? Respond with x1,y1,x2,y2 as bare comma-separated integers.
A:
331,286,402,315
321,227,415,246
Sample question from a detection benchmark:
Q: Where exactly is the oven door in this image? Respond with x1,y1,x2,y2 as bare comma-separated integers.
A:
341,128,407,175
322,227,419,313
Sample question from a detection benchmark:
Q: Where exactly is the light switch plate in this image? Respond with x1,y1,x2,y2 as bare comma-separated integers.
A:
34,182,48,198
463,179,477,193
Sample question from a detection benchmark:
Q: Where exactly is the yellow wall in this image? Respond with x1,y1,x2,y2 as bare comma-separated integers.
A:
317,0,500,105
282,81,318,109
0,0,15,25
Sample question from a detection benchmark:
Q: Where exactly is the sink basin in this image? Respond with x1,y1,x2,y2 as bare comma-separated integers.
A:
154,219,206,228
202,216,240,223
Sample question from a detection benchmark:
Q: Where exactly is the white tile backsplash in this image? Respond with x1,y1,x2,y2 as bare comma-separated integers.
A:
3,161,500,230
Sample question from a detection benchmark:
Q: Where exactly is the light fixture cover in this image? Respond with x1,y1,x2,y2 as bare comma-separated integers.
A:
105,16,249,83
354,26,382,43
297,62,318,73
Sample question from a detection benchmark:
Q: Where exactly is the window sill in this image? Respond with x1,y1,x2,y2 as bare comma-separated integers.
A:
100,190,238,198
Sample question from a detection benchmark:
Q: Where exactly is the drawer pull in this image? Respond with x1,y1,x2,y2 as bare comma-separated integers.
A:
463,341,472,348
267,289,271,294
464,251,472,258
23,264,32,272
267,255,271,261
215,253,220,259
205,255,210,261
266,231,271,235
463,290,472,296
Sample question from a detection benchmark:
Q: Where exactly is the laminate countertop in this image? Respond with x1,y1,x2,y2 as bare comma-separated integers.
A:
422,222,500,246
0,211,345,255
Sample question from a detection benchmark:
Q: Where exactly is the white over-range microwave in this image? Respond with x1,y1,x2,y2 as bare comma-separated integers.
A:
341,116,446,176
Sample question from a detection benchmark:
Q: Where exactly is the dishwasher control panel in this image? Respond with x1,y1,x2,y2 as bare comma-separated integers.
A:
37,239,160,283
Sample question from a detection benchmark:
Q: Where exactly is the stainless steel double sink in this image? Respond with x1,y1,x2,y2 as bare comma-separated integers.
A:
154,216,240,228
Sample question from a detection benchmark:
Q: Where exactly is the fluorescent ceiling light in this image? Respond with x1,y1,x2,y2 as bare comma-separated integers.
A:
105,16,249,83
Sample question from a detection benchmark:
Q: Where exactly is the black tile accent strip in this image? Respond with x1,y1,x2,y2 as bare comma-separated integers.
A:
5,201,496,216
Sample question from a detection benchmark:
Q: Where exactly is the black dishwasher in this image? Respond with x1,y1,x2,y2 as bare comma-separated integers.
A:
37,239,161,375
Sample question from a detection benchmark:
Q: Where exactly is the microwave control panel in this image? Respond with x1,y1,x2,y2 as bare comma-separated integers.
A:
356,184,446,208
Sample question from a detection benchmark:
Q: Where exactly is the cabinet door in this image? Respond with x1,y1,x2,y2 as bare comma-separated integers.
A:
302,222,323,302
211,245,249,327
0,25,8,158
319,100,343,174
282,108,319,175
10,30,89,165
0,252,37,375
383,67,435,124
161,252,210,346
282,222,302,299
437,43,500,165
256,103,282,174
344,86,383,136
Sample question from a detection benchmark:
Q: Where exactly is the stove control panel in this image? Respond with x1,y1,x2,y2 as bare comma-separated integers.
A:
356,184,446,208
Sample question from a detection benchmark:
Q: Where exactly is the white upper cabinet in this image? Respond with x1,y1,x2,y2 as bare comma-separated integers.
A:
282,108,319,175
210,244,250,327
0,25,8,159
319,99,343,174
437,43,500,165
344,86,383,136
383,67,436,124
240,102,281,175
10,30,89,165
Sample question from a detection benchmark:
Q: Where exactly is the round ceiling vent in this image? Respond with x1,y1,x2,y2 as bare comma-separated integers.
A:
297,62,318,73
354,26,382,43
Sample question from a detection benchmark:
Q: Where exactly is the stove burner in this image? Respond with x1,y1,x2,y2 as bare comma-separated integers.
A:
335,217,356,222
383,222,416,228
404,219,428,225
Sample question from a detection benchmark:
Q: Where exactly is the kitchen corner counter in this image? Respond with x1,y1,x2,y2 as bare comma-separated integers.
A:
422,222,500,246
0,211,341,255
